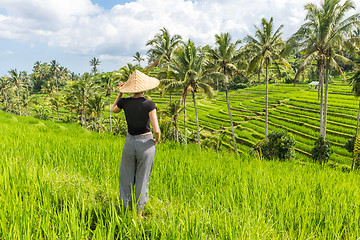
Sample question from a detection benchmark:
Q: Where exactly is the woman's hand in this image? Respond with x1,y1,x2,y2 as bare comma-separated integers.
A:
112,84,125,113
118,82,126,89
149,109,161,146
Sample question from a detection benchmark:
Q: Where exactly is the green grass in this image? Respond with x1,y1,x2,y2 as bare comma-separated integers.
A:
2,110,360,238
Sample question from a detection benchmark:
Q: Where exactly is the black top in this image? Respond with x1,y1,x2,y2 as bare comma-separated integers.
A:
117,97,156,135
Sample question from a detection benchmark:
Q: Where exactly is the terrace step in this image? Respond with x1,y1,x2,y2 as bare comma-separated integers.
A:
274,109,356,132
282,104,357,121
269,114,353,139
290,98,357,112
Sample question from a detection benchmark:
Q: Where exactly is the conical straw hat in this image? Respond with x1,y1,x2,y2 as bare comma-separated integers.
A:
119,70,160,93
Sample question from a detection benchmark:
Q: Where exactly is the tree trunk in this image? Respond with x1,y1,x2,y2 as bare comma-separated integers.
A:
175,121,179,142
225,85,237,153
17,89,21,116
109,95,112,135
265,61,269,138
98,116,101,134
357,101,360,135
319,59,325,139
4,93,8,109
323,60,330,138
57,108,59,123
352,158,356,171
83,98,87,129
52,108,54,121
184,97,187,146
318,58,325,165
55,74,59,92
192,91,201,150
352,101,360,171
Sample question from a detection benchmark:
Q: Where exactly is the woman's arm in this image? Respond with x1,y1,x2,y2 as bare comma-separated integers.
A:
112,83,125,113
149,109,161,145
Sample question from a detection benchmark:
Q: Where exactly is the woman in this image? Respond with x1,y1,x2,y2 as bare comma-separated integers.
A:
112,70,161,218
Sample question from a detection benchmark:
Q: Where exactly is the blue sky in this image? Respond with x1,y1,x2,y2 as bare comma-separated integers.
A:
0,0,358,76
92,0,136,10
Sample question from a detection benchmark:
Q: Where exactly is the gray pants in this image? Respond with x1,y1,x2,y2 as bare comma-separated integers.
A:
119,133,155,211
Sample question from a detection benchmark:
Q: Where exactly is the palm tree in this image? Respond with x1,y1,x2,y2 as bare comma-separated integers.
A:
49,92,62,122
160,100,184,142
146,27,182,72
87,93,105,133
18,83,36,116
245,17,289,138
50,60,60,91
32,62,52,93
90,57,101,75
344,29,360,58
207,32,243,152
62,91,77,123
0,77,10,110
71,73,95,128
114,63,136,83
133,52,145,67
146,28,183,101
8,69,24,115
288,0,359,140
58,66,69,85
21,71,31,92
41,79,56,100
167,40,215,149
101,72,116,134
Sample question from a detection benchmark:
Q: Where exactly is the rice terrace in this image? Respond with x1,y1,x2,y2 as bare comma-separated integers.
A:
1,0,360,239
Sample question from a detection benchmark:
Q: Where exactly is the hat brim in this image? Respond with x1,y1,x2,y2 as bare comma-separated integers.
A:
119,70,160,93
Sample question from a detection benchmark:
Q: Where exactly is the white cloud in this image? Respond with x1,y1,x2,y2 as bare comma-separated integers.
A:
0,50,13,55
0,0,358,71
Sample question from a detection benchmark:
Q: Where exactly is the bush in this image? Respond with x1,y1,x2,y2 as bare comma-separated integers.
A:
226,75,249,90
251,130,296,161
311,137,332,164
344,135,356,154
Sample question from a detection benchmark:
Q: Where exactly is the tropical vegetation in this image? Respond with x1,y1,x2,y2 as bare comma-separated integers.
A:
0,0,359,164
1,0,360,238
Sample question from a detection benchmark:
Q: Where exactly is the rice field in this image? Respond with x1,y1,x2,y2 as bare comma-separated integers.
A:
176,82,358,166
1,110,360,239
27,81,359,167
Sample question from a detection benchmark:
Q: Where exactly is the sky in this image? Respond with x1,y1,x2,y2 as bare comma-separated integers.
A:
0,0,359,76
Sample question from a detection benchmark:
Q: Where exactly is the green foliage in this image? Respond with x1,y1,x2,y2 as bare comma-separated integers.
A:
112,115,127,136
200,128,225,151
226,75,249,90
344,135,356,153
33,106,50,120
349,70,360,97
251,130,296,161
352,135,360,169
311,137,332,164
159,100,184,143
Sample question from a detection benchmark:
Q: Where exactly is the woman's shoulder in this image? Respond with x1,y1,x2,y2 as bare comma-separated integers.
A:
143,98,155,104
144,99,156,110
121,97,133,102
144,98,154,102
